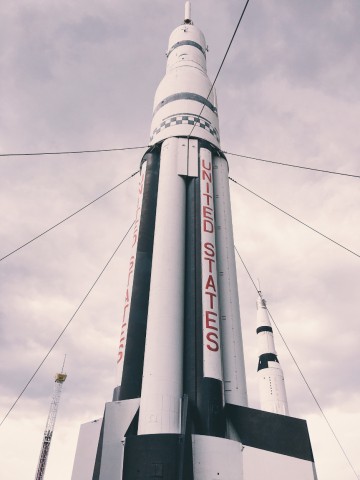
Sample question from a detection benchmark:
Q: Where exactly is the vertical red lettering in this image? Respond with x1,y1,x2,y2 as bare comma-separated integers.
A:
202,205,213,220
206,332,219,352
204,242,215,257
205,291,216,309
202,169,212,183
205,274,216,292
202,193,212,205
202,158,212,170
204,257,215,273
203,219,214,233
118,170,145,365
205,310,218,330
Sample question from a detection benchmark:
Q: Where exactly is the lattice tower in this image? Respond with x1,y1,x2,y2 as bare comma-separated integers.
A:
35,369,67,480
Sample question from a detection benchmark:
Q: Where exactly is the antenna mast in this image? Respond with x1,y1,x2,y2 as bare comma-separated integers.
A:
35,357,67,480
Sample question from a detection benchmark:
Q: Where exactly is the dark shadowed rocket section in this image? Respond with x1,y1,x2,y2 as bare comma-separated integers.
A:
117,148,160,401
122,434,185,480
226,404,314,462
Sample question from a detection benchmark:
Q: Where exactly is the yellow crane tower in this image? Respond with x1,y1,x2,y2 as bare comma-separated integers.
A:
35,357,67,480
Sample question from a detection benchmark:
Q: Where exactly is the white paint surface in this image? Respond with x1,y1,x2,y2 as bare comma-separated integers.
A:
214,155,248,407
200,148,223,381
243,446,317,480
138,138,186,435
71,419,102,480
192,434,243,480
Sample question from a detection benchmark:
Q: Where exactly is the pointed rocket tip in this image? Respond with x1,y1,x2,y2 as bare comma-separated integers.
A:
184,1,192,24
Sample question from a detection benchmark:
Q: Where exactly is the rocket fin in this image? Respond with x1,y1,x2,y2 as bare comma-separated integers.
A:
72,419,102,480
123,396,193,480
226,403,315,458
192,435,243,480
123,434,186,480
243,447,318,480
225,404,317,479
91,399,140,480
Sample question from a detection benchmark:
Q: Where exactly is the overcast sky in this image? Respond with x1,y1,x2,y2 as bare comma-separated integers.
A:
1,1,359,479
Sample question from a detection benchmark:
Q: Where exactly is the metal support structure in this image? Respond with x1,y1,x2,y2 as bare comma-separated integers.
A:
35,360,67,480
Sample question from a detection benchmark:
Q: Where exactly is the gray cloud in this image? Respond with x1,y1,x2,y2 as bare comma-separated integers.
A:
1,1,359,479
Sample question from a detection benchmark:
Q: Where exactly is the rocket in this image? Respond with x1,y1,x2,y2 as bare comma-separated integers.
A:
71,4,318,480
115,0,247,439
256,293,289,415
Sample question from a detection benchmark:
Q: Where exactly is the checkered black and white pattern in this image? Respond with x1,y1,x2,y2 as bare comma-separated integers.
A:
150,114,220,143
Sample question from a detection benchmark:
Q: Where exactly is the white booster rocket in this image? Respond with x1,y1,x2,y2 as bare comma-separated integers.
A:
256,293,289,415
71,4,318,480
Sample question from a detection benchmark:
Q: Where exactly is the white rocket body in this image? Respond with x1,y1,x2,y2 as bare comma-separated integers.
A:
72,4,317,480
213,155,248,408
256,295,289,416
123,5,248,439
137,137,186,435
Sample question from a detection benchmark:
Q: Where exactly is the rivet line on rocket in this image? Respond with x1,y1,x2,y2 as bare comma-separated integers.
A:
0,222,134,428
234,246,360,480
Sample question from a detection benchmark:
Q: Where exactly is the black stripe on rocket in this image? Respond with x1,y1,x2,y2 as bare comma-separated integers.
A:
153,92,218,117
116,147,161,401
257,353,280,372
183,172,201,430
257,326,273,334
167,40,207,57
256,302,280,373
94,150,161,477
